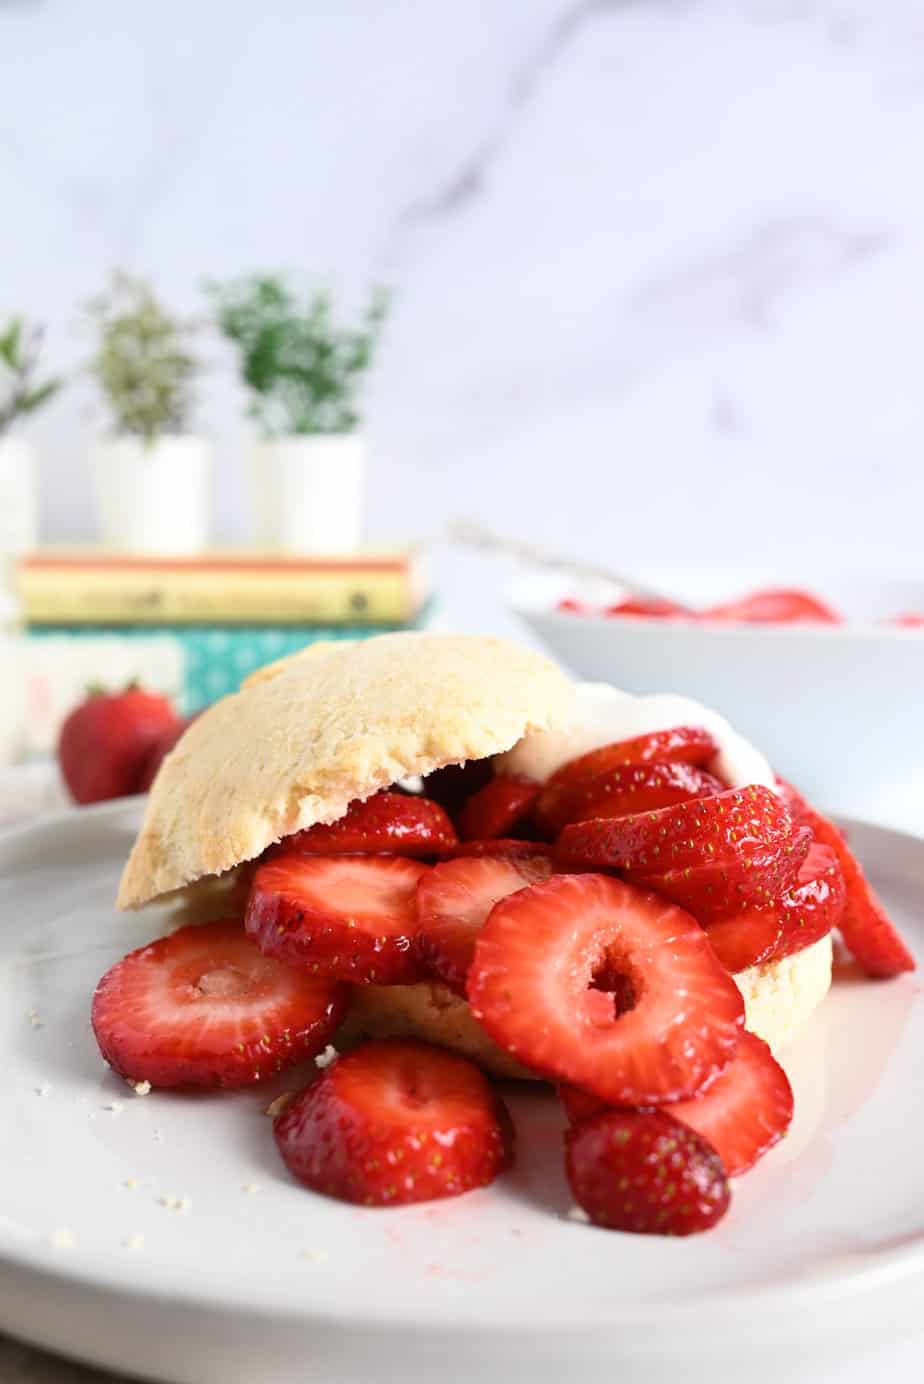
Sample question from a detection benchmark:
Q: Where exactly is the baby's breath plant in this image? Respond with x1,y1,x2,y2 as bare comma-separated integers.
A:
205,274,388,438
0,318,61,435
87,272,199,446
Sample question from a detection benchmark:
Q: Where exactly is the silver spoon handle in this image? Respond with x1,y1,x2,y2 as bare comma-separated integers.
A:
447,519,674,605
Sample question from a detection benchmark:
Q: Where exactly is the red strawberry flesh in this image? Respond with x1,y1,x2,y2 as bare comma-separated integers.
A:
274,1038,513,1206
668,1032,793,1175
565,1108,730,1235
468,873,744,1104
707,842,845,972
91,919,348,1089
439,838,552,862
560,1032,792,1178
630,827,811,923
416,854,552,995
557,784,793,876
277,791,457,857
457,775,539,842
604,598,691,619
803,809,915,977
556,761,723,831
701,588,841,624
246,854,429,984
534,726,719,838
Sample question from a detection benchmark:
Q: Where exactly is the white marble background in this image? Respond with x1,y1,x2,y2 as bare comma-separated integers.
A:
2,0,924,572
3,6,924,1379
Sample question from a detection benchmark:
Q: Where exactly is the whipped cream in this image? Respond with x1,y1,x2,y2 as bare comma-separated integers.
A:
497,683,776,790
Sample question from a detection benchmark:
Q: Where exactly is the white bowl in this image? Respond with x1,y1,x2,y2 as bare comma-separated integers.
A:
509,565,924,832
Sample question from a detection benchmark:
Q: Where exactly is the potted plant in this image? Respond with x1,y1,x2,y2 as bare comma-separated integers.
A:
87,271,209,554
0,317,61,559
207,274,388,552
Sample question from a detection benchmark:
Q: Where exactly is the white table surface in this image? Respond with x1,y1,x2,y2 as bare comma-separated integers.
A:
3,575,924,1382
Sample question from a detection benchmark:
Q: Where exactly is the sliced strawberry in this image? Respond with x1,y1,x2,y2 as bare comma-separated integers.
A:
701,588,841,624
803,809,915,978
560,1032,792,1179
668,1032,793,1174
557,1083,607,1126
632,828,811,923
557,785,793,876
554,761,723,832
890,612,924,627
440,838,553,862
274,1038,513,1206
708,842,846,972
704,909,784,973
416,855,552,995
90,919,347,1089
556,785,807,919
533,727,718,837
766,842,845,962
468,873,744,1104
604,597,691,619
774,775,815,830
246,855,429,985
565,1108,730,1235
457,775,539,842
277,792,457,857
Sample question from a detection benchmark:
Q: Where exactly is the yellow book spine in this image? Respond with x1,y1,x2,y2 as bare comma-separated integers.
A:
19,567,418,626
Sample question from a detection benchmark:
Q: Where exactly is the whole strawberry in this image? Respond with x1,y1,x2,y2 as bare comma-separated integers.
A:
58,685,179,804
566,1108,730,1236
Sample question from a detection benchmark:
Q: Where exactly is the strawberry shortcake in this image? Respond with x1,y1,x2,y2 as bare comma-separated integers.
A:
94,633,914,1236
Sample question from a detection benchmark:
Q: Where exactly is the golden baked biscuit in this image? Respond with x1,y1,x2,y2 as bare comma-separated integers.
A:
118,632,574,908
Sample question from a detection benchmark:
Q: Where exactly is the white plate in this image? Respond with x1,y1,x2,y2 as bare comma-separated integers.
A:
1,802,923,1384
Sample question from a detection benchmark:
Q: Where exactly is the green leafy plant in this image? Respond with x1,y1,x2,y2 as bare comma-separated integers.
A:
0,318,61,436
205,274,388,437
87,271,199,446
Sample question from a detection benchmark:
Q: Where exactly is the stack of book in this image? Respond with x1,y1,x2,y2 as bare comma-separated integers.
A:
16,549,430,753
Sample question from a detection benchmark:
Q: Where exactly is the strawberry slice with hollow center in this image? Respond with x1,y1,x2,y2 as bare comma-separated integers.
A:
90,919,348,1089
468,873,744,1105
457,775,540,842
276,791,457,857
559,1031,792,1178
416,854,552,995
802,808,915,978
246,854,429,985
533,726,719,838
555,761,724,832
706,842,845,972
565,1108,730,1235
274,1038,513,1206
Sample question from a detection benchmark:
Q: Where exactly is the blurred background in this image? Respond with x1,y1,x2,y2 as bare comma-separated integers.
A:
6,0,924,557
2,0,924,817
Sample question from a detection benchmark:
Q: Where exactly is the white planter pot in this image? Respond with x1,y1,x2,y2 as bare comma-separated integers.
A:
0,435,38,559
249,435,365,553
91,436,211,554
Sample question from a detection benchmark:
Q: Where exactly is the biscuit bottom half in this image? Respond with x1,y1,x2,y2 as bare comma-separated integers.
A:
336,935,833,1080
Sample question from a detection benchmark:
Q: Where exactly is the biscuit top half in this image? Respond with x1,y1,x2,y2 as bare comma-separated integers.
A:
117,631,575,908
